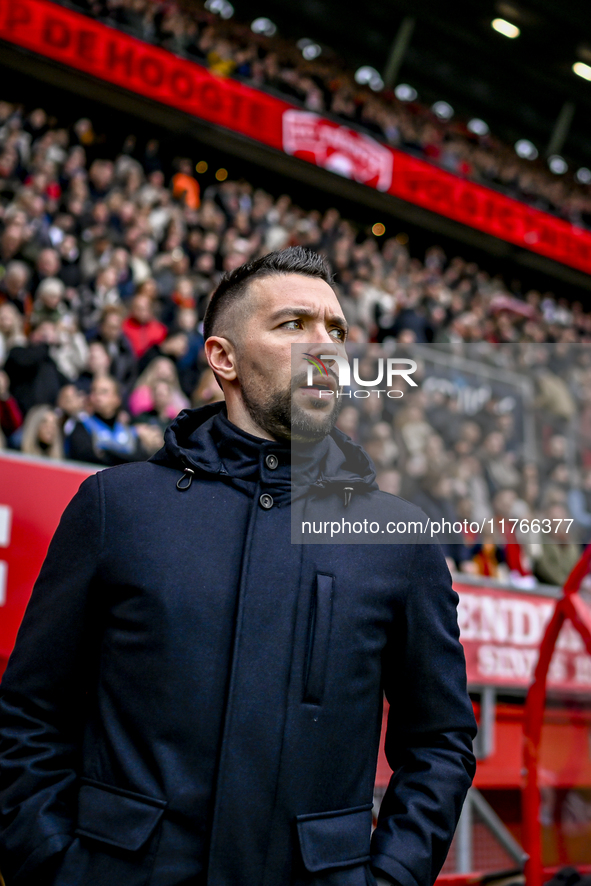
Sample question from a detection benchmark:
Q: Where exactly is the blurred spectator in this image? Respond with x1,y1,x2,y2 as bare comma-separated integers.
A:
80,236,113,283
336,405,360,441
492,489,536,588
128,356,189,418
395,401,433,471
207,39,237,78
453,455,492,524
30,277,70,327
31,248,62,293
0,368,23,440
171,159,200,210
159,307,205,397
76,340,112,393
0,261,32,315
4,321,66,414
122,293,168,360
65,375,149,465
49,317,89,383
57,235,82,288
472,541,506,580
568,468,591,544
133,378,176,434
362,422,399,471
90,305,137,395
0,302,26,365
533,504,581,586
480,431,521,496
413,473,472,573
20,404,63,459
56,383,87,435
79,266,122,331
534,366,576,425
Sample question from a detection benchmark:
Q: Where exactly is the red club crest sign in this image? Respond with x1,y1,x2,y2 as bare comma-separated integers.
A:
282,110,393,191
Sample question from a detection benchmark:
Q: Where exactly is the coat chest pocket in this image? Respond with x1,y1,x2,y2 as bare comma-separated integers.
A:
303,573,335,705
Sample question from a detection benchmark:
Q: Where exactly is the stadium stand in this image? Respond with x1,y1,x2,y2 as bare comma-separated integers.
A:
0,99,590,584
52,0,591,228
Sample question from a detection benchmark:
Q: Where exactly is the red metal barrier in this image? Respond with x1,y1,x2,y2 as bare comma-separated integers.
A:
522,547,591,886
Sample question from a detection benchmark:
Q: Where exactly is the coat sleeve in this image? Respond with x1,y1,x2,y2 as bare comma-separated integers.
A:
370,542,477,886
0,473,104,885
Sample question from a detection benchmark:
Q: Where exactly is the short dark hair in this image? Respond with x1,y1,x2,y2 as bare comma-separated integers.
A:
203,246,333,341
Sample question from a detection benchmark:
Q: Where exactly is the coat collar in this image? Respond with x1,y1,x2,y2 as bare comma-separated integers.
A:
150,401,378,504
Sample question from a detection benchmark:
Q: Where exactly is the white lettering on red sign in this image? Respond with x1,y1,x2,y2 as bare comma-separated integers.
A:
458,589,591,689
282,110,394,191
458,593,555,645
0,504,11,606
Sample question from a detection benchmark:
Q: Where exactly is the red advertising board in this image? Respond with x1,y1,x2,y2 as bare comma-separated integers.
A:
0,452,94,673
1,0,591,276
0,0,288,149
457,582,591,694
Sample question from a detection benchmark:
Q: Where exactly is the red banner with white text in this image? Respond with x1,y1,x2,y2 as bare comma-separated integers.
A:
457,581,591,694
1,0,591,275
0,0,288,149
0,452,95,671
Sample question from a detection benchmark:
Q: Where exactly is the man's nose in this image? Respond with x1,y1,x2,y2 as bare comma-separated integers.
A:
306,324,342,350
304,340,339,360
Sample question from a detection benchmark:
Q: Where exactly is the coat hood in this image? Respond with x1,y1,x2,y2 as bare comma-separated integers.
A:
149,401,378,503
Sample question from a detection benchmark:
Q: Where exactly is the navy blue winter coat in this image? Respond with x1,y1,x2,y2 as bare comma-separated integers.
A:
0,401,476,886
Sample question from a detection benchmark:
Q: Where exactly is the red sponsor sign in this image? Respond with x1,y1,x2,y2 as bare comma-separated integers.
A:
388,153,591,275
283,110,393,191
0,452,94,673
457,582,591,694
1,0,591,275
0,0,288,148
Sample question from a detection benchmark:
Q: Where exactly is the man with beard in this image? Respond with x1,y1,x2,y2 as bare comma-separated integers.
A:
0,247,476,886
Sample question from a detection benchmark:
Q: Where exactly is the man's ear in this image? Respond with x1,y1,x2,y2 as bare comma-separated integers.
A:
205,336,238,383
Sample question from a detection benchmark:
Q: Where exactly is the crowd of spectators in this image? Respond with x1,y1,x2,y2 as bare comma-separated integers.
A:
339,341,590,587
60,0,591,229
1,100,591,585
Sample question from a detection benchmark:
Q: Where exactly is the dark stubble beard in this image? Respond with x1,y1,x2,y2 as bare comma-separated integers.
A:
240,369,343,442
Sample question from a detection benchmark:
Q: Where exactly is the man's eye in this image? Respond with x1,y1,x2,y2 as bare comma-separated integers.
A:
281,320,301,329
330,328,346,340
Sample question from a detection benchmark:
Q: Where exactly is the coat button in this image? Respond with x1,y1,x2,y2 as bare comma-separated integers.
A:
265,454,279,470
259,493,274,509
